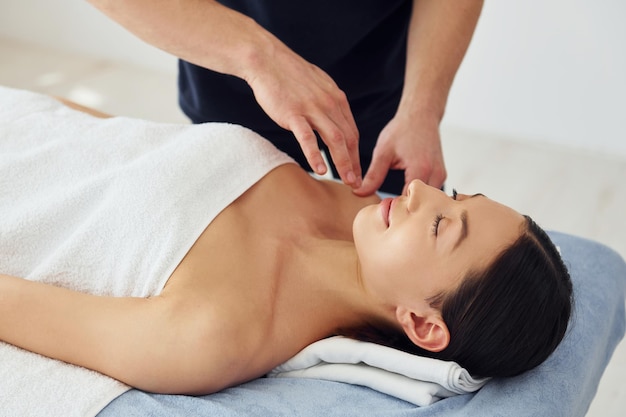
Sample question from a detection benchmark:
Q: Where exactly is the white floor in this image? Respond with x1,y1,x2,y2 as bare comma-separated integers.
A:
1,37,625,416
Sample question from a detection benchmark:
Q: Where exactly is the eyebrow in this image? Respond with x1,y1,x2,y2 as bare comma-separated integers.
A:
453,210,468,251
452,193,484,250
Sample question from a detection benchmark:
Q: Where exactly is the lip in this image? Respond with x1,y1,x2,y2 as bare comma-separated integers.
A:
380,197,394,227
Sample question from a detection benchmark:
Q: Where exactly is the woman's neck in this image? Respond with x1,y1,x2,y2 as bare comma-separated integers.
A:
222,163,390,350
272,236,394,345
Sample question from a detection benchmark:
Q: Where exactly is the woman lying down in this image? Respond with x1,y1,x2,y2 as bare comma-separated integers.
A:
0,86,572,398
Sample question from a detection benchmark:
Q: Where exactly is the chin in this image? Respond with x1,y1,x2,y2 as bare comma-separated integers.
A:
353,204,381,245
352,208,364,237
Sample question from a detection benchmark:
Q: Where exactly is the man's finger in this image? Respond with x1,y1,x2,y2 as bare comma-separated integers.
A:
335,93,361,178
423,166,447,190
313,116,360,187
352,152,392,196
289,116,327,175
310,90,361,183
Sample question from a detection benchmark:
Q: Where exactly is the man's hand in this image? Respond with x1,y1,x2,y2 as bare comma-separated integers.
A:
87,0,363,188
350,0,482,196
353,113,446,196
247,45,362,188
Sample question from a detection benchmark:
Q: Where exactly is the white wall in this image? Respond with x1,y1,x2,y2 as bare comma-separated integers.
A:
0,1,176,73
444,0,626,158
1,0,625,157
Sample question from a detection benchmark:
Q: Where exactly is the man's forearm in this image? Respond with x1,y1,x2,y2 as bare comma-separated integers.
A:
399,0,484,121
87,0,280,82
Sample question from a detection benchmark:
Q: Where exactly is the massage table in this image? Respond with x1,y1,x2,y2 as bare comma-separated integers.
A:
1,87,623,416
99,231,626,417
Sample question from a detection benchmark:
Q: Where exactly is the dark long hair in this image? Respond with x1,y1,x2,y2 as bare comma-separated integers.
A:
341,215,573,378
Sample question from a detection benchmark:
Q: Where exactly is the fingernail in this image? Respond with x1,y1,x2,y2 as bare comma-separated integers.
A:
346,171,356,184
317,163,327,174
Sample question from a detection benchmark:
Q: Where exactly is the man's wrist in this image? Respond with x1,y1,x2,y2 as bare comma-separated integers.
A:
397,93,446,124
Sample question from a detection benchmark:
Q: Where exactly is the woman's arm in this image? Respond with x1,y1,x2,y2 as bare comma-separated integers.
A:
0,273,244,394
54,96,112,118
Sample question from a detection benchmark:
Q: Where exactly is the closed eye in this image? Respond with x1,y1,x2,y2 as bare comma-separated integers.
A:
432,214,444,236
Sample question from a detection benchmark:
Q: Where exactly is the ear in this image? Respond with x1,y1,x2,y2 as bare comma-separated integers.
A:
395,306,450,352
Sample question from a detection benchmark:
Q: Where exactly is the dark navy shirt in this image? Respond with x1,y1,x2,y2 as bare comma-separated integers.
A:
178,0,412,192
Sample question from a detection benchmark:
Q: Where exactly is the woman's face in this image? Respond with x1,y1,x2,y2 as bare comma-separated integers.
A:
353,180,525,309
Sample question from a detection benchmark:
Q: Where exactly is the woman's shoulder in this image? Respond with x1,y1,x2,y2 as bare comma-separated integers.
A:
255,164,381,226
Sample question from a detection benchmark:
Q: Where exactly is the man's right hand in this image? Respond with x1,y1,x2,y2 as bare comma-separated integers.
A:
245,44,362,188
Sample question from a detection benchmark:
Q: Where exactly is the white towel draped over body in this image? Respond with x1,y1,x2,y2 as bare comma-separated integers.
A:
1,87,487,416
0,86,294,417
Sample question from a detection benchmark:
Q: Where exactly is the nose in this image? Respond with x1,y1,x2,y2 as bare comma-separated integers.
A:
406,179,426,211
406,179,425,197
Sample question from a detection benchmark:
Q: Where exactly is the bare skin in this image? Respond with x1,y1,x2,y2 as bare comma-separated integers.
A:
0,163,523,395
0,99,524,396
0,164,381,394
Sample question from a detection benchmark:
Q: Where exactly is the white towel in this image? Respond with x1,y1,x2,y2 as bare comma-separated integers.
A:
269,336,489,406
0,86,294,417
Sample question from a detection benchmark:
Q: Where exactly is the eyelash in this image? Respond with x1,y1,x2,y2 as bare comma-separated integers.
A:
432,214,444,236
432,189,458,236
